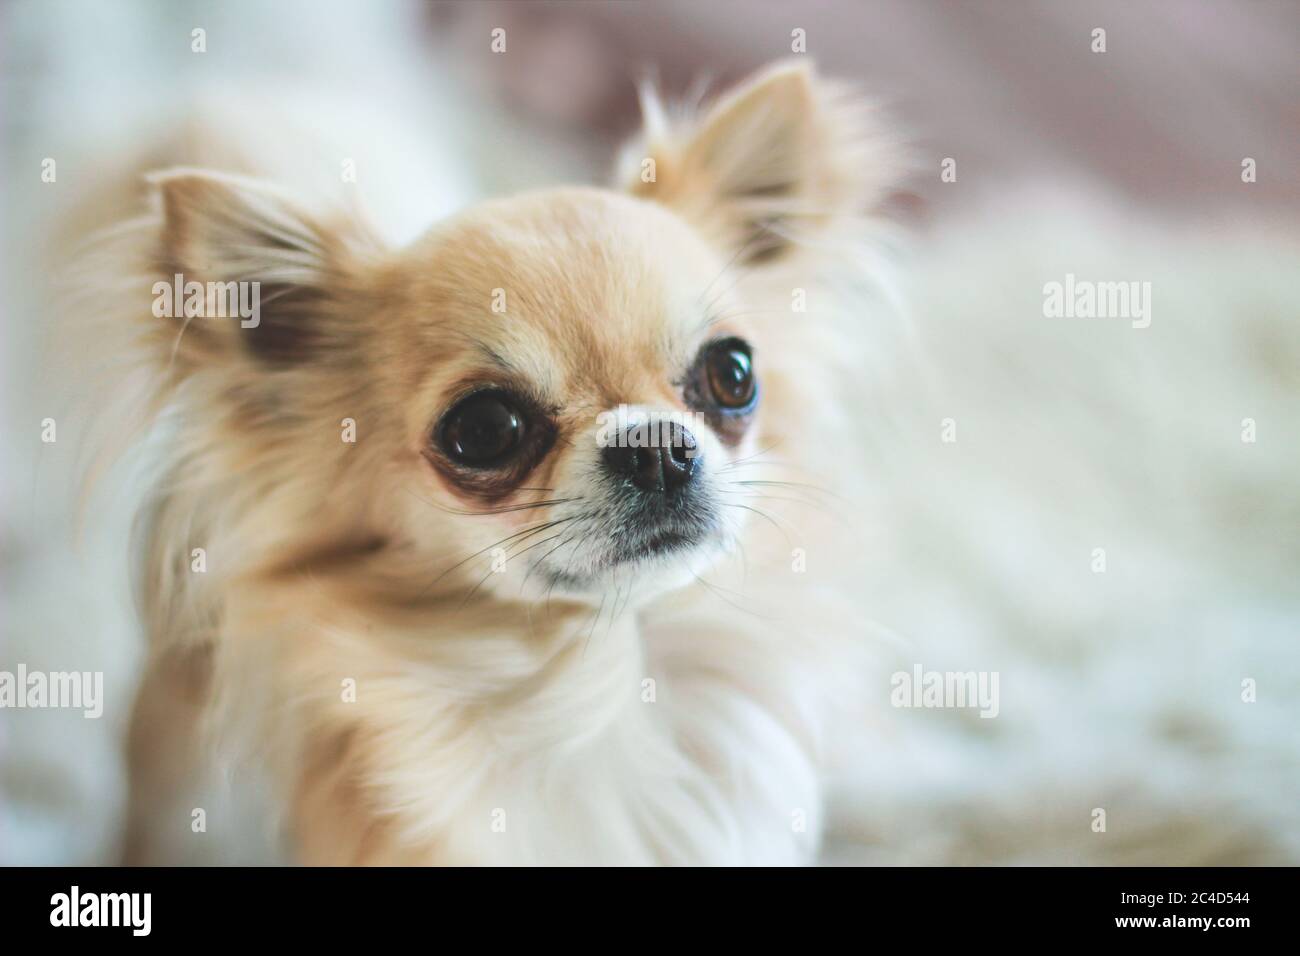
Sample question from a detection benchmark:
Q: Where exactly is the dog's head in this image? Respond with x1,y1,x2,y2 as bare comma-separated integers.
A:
143,62,896,604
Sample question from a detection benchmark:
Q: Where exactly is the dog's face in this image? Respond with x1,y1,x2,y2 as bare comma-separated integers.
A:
390,189,760,595
145,61,891,605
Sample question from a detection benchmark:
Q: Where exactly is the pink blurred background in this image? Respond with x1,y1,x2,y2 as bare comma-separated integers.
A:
424,0,1300,228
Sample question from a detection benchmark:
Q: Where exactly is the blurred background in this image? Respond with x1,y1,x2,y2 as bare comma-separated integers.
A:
2,0,1297,864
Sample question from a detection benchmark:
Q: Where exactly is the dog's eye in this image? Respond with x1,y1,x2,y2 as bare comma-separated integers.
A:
703,338,756,410
439,390,527,468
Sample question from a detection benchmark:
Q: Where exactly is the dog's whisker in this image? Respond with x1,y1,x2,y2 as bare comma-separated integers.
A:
541,526,588,616
720,488,837,510
523,517,591,594
420,516,572,599
446,498,580,517
685,566,771,620
719,455,827,479
704,308,836,326
695,228,766,315
459,525,577,609
400,486,576,518
700,258,760,320
721,501,797,549
728,478,833,493
611,573,637,628
717,442,785,472
726,478,850,508
581,588,609,659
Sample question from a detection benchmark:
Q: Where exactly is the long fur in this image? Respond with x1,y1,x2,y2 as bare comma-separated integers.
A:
55,58,1299,868
90,61,907,865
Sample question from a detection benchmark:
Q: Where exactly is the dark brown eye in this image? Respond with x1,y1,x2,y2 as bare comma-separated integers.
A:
439,390,526,468
704,338,756,409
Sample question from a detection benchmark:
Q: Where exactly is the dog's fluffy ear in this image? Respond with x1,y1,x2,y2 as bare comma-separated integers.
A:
621,60,902,263
148,169,367,369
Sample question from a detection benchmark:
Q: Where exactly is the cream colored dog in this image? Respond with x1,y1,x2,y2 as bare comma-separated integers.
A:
115,61,905,864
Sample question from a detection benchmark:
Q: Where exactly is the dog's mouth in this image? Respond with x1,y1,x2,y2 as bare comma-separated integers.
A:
539,521,715,591
594,527,703,573
621,529,697,561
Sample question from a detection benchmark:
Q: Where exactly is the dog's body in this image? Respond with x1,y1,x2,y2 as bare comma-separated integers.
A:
38,53,1300,867
106,63,906,865
32,52,1300,868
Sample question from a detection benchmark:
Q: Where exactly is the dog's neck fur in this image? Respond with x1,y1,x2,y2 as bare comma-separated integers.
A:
195,566,825,865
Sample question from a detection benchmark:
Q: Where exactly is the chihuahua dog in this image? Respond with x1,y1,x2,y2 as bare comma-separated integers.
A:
114,60,904,865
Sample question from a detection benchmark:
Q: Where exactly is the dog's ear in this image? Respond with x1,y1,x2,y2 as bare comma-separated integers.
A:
621,60,901,263
147,169,369,370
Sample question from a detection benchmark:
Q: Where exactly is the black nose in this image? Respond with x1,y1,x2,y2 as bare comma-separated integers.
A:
602,422,698,494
